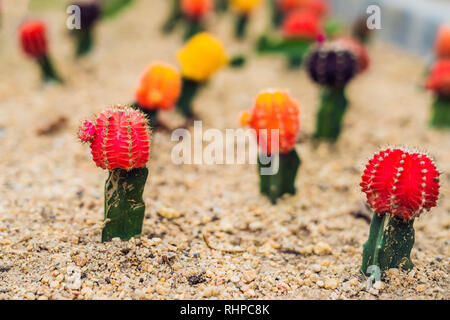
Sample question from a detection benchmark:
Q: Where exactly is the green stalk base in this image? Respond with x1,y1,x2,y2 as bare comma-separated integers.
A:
257,149,301,204
229,55,246,68
269,0,283,28
430,95,450,129
162,0,182,33
177,78,201,117
74,29,94,57
37,54,63,84
314,87,348,142
131,102,158,129
183,20,204,41
288,54,303,69
103,167,148,242
215,0,228,13
101,0,134,19
360,213,415,277
235,14,249,40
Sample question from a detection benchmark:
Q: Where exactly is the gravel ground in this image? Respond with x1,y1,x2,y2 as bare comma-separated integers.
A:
0,1,448,300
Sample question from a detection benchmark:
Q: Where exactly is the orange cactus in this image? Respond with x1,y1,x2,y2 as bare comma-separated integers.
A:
240,90,300,155
181,0,213,20
135,62,182,111
434,24,450,59
426,59,450,96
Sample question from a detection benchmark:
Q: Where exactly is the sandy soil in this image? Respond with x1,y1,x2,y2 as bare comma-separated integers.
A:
0,1,448,300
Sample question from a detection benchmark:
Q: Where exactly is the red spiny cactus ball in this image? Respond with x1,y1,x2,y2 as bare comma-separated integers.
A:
434,24,450,59
425,59,450,97
282,9,321,39
240,90,300,155
278,0,307,12
135,62,182,111
361,148,440,220
19,20,48,58
303,0,329,18
78,107,151,171
181,0,212,20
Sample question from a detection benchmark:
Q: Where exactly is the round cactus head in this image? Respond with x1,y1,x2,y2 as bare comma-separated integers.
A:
79,107,151,171
135,62,182,111
434,23,450,59
240,89,300,155
305,40,359,88
177,32,229,82
181,0,213,20
277,0,307,12
72,1,100,30
425,59,450,97
303,0,329,18
19,20,48,58
335,36,370,73
282,9,322,40
361,147,440,220
231,0,262,14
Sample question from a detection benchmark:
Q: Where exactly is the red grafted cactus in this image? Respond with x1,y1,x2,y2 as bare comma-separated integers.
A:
181,0,212,20
361,148,440,220
19,20,62,83
79,107,151,171
425,59,450,128
282,9,322,40
79,106,151,242
19,20,47,58
426,59,450,96
360,147,441,278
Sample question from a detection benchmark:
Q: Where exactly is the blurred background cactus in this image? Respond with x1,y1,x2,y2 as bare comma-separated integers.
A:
133,62,182,127
305,40,359,141
18,20,63,83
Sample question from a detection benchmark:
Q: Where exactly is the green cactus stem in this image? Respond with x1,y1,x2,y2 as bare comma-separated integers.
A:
74,29,93,57
162,0,182,33
101,0,135,19
314,87,348,141
256,35,311,69
360,212,415,278
257,149,301,204
269,0,282,28
430,95,450,128
131,103,158,129
215,0,228,13
235,14,249,39
177,77,202,117
102,167,148,242
183,20,204,41
37,54,63,83
229,54,247,68
288,54,303,69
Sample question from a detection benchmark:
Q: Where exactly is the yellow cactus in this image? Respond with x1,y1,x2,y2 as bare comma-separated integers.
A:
177,32,229,82
231,0,262,13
